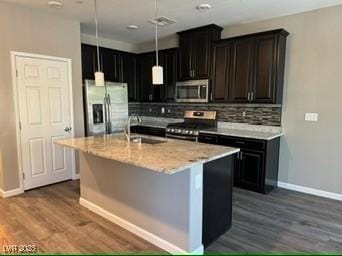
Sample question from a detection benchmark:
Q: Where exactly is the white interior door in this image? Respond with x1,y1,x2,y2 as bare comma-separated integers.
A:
16,56,74,190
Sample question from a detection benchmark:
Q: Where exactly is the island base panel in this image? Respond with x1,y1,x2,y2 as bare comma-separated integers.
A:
78,152,203,254
203,156,233,248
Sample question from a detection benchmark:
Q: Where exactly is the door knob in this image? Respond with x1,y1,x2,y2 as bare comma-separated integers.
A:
64,127,72,133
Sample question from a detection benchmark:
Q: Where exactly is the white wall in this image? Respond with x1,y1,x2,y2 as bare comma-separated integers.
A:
0,2,84,191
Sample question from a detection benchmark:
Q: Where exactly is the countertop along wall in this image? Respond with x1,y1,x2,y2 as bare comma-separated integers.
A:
134,5,342,195
0,2,84,191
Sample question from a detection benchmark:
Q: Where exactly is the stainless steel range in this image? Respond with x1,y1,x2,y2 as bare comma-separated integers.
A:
166,110,217,141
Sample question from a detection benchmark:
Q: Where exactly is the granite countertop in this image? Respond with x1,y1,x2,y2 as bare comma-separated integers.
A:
201,128,283,141
56,134,239,174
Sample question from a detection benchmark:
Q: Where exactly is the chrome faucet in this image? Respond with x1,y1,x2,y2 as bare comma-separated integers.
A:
124,113,142,142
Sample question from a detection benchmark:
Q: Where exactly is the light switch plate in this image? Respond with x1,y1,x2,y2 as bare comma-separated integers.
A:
305,113,318,122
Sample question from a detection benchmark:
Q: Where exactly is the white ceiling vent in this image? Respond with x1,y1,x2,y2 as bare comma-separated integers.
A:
148,16,176,26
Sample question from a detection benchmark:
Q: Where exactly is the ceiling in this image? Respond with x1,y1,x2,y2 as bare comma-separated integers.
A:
2,0,342,44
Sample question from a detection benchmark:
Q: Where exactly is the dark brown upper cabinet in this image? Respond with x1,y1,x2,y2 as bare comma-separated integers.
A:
212,41,231,102
138,49,178,102
139,52,156,102
81,44,138,102
253,33,287,103
211,29,289,104
230,38,255,103
177,25,222,81
122,53,138,102
163,49,178,102
81,44,97,80
101,48,123,83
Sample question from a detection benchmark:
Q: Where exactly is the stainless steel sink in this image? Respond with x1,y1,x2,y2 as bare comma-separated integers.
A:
130,136,166,145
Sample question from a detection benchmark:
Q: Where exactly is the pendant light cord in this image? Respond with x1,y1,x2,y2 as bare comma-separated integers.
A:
155,0,159,66
94,0,101,72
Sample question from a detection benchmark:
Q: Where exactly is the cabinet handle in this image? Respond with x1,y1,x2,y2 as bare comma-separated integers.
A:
210,92,213,102
251,92,254,101
247,92,250,101
240,151,243,160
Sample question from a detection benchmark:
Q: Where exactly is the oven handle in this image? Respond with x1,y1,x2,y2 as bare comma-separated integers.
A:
166,134,198,142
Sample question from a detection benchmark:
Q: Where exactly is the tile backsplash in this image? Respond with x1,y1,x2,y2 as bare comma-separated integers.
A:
129,103,282,127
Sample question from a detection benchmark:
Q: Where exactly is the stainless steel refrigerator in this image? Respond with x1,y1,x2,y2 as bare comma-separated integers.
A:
83,80,128,136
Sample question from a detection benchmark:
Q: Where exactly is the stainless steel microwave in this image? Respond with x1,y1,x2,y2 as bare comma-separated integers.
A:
175,79,209,103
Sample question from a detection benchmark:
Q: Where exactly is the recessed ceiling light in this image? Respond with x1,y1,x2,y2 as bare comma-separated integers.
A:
48,1,63,8
127,25,139,30
196,4,211,11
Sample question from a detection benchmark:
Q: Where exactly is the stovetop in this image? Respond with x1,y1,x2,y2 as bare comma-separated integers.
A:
166,110,217,138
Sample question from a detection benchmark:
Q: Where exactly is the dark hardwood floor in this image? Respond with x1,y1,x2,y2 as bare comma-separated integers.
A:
1,180,341,254
207,187,342,253
0,181,163,254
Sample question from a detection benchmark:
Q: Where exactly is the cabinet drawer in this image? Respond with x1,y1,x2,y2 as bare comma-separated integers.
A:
218,136,265,151
198,133,218,144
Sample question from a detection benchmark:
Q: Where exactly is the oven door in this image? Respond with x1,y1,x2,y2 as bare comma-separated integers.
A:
175,80,209,103
166,133,198,142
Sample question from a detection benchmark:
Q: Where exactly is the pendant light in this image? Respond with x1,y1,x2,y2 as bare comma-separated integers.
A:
152,0,163,85
94,0,104,87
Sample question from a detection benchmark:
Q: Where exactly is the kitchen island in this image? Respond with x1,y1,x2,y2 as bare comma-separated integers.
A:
56,134,239,254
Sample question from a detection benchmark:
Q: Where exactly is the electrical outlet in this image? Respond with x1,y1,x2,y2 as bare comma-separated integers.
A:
242,111,246,117
167,109,171,113
305,113,318,122
161,107,165,114
149,108,152,113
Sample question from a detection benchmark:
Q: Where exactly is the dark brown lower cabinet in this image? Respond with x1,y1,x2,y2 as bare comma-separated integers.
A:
235,149,264,192
199,133,280,194
131,126,166,137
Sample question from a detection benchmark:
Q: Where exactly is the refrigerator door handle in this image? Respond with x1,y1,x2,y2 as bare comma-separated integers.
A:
106,94,112,134
103,96,107,133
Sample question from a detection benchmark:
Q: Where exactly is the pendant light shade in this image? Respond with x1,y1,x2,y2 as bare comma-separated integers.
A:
95,71,105,87
152,65,163,85
152,0,163,85
94,0,104,87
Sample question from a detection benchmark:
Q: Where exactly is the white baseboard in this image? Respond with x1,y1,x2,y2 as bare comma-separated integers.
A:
79,197,203,254
72,173,80,180
0,187,24,198
278,182,342,202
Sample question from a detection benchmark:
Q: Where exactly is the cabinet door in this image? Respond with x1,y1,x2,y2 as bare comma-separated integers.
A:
212,42,230,102
139,53,154,102
198,133,218,144
178,34,193,81
237,149,264,192
101,48,123,82
230,38,254,103
81,44,97,80
164,50,177,102
122,53,137,102
193,30,211,79
253,35,277,103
